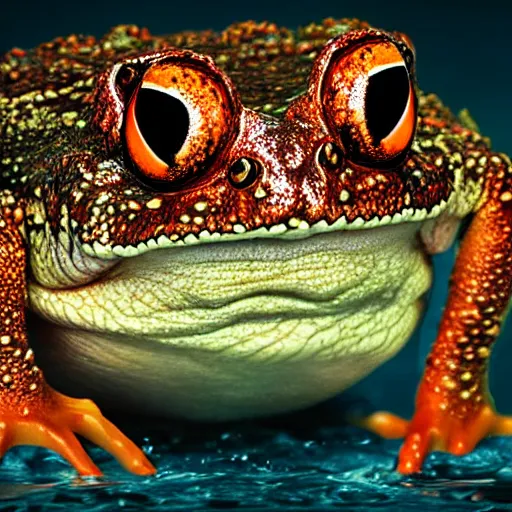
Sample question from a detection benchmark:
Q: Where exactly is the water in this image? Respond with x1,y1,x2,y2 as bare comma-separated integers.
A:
2,406,512,511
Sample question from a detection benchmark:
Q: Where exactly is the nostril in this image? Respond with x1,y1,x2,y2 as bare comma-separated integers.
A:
318,142,343,171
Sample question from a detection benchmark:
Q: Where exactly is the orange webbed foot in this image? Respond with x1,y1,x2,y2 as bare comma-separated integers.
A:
360,403,512,475
0,387,156,477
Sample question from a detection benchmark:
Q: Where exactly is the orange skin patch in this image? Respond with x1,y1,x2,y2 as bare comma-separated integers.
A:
0,213,155,476
362,156,512,473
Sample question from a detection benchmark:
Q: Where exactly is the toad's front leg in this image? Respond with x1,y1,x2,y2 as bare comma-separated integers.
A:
0,211,155,476
364,153,512,473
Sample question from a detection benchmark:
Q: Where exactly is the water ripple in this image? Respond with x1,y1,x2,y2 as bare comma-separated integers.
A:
1,410,512,510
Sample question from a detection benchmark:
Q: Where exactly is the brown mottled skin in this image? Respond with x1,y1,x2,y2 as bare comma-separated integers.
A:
0,18,511,476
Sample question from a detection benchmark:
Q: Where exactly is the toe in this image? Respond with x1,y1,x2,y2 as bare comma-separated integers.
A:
74,413,156,475
492,415,512,435
397,429,434,474
358,411,409,439
16,419,102,476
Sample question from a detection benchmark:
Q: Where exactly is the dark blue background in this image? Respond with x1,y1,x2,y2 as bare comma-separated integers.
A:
1,0,511,418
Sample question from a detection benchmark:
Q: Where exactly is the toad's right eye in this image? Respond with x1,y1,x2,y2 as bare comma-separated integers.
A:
124,61,235,189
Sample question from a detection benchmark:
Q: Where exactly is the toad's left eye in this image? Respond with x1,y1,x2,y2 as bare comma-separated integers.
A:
322,40,417,167
124,61,235,188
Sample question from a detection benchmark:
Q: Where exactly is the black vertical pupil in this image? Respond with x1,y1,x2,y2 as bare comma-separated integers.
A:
365,65,409,144
134,88,190,164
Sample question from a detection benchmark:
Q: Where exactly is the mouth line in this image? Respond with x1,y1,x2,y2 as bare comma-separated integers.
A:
108,220,422,273
80,199,449,261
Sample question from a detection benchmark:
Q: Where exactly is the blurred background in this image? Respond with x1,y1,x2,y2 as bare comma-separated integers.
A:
1,0,511,418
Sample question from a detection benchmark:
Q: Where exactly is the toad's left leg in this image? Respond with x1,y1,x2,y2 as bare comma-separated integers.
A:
364,152,512,473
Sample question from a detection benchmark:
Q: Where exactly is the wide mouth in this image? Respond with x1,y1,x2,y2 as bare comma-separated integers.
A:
108,221,422,273
79,200,446,260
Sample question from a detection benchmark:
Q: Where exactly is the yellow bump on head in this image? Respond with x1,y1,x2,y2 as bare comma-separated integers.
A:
254,186,267,199
339,189,350,202
194,201,208,212
146,198,162,209
128,200,142,211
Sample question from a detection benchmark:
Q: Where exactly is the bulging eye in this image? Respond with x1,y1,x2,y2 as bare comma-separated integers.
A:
124,61,235,188
322,40,416,167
